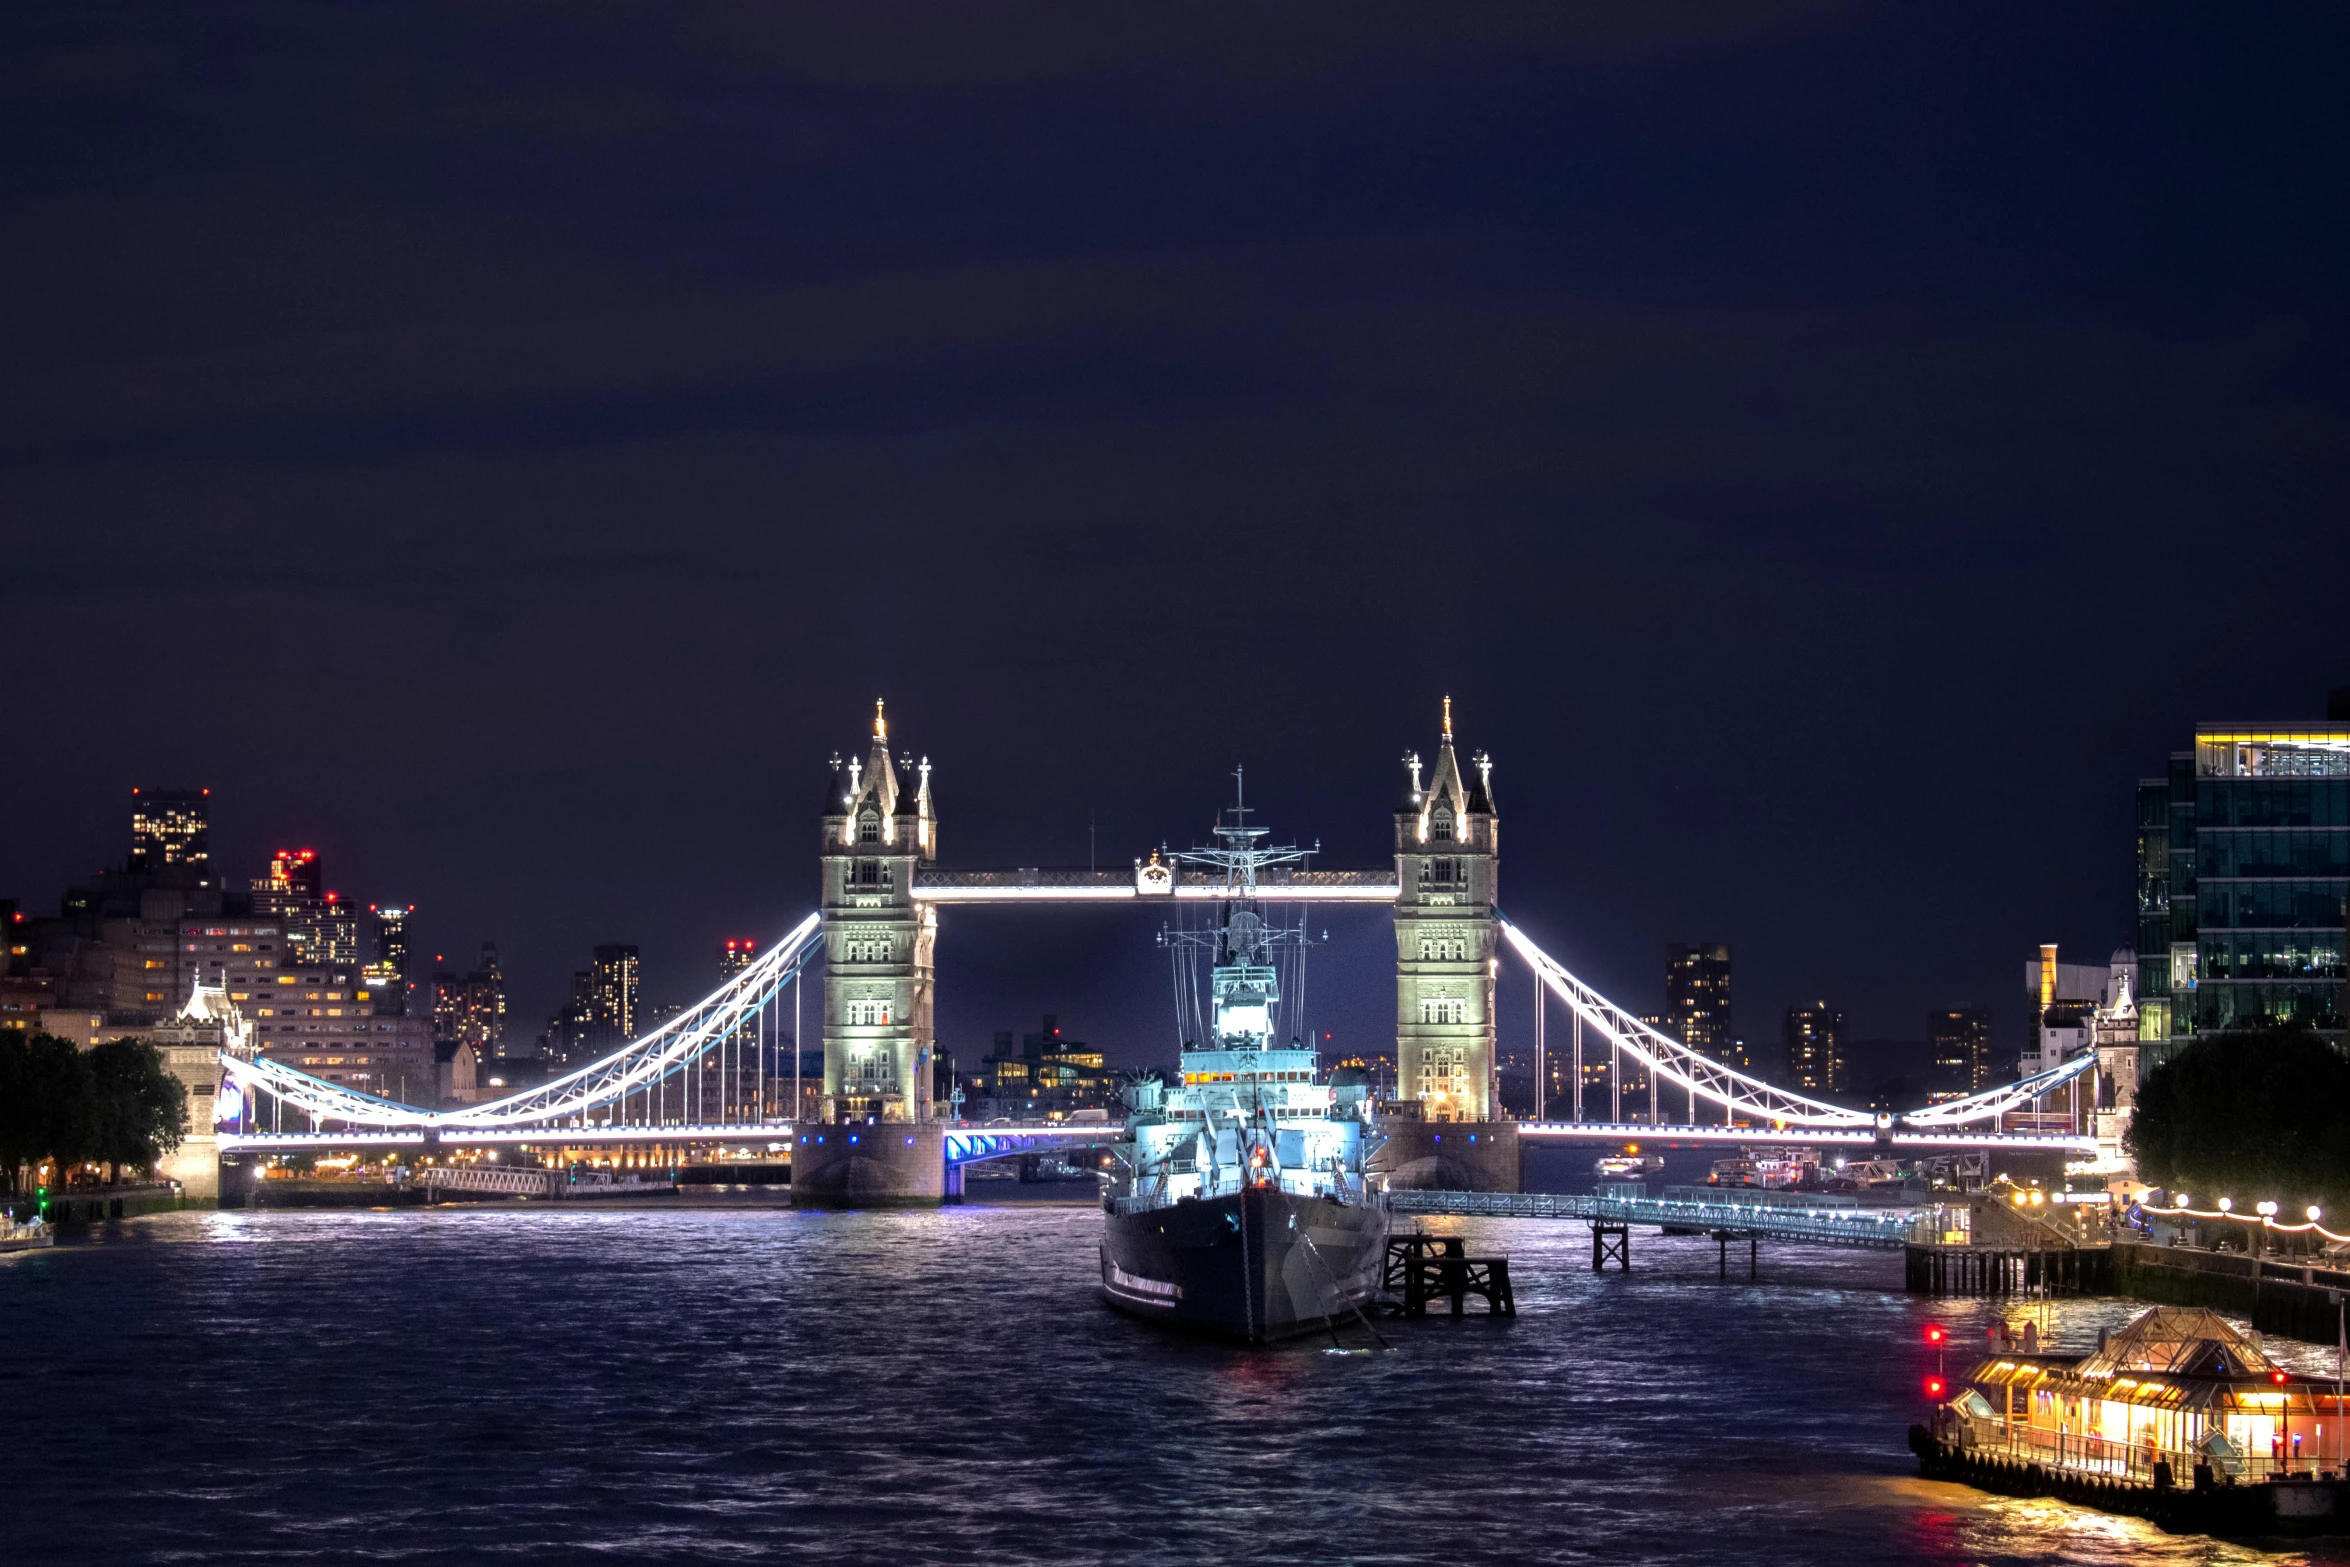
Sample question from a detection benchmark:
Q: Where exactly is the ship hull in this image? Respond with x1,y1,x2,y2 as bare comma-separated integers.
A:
1099,1187,1390,1344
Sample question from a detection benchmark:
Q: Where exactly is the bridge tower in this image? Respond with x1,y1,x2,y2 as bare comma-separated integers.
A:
1393,697,1498,1122
817,700,938,1123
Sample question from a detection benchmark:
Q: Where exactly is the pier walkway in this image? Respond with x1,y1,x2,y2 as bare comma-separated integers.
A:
1390,1186,1919,1249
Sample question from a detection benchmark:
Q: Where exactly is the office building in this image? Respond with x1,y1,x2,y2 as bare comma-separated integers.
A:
128,788,211,880
1782,1002,1845,1094
2134,696,2350,1057
719,938,757,978
1926,1008,1994,1098
248,958,434,1103
371,904,412,978
251,849,355,966
1663,942,1734,1065
967,1015,1115,1120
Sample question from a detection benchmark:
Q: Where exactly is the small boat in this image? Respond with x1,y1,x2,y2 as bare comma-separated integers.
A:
1594,1144,1664,1178
1706,1146,1813,1189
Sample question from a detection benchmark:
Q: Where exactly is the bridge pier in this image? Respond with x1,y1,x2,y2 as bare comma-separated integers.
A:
790,1121,947,1206
1371,1119,1521,1193
1714,1229,1757,1280
1591,1220,1630,1271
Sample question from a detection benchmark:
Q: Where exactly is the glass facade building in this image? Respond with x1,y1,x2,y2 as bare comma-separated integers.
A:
2136,721,2350,1058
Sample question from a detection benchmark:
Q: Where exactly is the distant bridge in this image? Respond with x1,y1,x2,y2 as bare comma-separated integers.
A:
214,908,2098,1161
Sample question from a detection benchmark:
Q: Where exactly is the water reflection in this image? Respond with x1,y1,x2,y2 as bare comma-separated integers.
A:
4,1206,2347,1564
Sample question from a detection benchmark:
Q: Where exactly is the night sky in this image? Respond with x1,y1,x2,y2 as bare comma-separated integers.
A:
4,4,2345,1074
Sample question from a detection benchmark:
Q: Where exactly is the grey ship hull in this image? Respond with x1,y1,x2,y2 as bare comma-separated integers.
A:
1099,1186,1390,1344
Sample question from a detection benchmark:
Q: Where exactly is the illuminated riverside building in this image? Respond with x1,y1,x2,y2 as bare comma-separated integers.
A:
1664,942,1735,1065
590,944,640,1053
2134,701,2350,1056
251,848,356,966
1927,1008,1994,1098
432,943,509,1059
1781,1001,1844,1094
545,969,594,1064
250,961,434,1103
1393,700,1497,1121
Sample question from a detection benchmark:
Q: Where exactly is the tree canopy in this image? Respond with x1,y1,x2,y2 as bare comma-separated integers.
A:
0,1031,187,1190
2127,1026,2350,1214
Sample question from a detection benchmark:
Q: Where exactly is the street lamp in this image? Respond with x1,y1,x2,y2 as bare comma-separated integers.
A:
2258,1200,2280,1258
2219,1197,2234,1212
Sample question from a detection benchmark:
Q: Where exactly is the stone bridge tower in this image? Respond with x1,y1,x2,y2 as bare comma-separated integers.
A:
818,700,938,1122
1393,698,1498,1122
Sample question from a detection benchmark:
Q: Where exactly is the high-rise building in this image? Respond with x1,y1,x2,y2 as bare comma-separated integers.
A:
1927,1008,1994,1097
2133,699,2350,1059
590,944,641,1052
432,943,508,1059
1664,942,1734,1065
364,904,412,1013
252,849,327,964
719,938,757,978
1393,699,1498,1121
371,904,412,977
1782,1002,1845,1094
545,969,595,1065
129,788,211,880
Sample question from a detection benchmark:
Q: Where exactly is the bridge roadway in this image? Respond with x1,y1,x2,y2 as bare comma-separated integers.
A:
1391,1186,1924,1249
219,1117,2092,1156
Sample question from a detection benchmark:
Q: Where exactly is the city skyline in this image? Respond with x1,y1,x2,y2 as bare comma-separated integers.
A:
0,747,2187,1080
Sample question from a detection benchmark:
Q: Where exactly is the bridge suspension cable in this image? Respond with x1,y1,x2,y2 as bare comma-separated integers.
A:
221,913,824,1138
1497,916,2097,1132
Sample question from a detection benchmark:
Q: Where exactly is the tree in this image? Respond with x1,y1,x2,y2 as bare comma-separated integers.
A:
2128,1025,2350,1214
0,1030,31,1193
6,1034,99,1189
87,1037,188,1182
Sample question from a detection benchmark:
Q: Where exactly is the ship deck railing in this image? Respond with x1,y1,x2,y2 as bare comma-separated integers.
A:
1387,1188,1919,1248
1940,1410,2342,1488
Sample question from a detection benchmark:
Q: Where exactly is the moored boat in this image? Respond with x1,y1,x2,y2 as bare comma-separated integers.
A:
1914,1305,2350,1537
1099,785,1388,1343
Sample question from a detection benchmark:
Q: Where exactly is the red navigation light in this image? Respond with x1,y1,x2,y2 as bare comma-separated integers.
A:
1924,1377,1946,1399
1925,1324,1946,1346
2273,1370,2290,1385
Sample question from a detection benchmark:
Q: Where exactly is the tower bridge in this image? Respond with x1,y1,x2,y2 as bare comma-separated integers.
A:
216,699,2101,1203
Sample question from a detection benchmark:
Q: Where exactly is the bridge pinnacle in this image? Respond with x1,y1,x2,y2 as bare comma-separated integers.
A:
1442,695,1452,741
874,698,887,742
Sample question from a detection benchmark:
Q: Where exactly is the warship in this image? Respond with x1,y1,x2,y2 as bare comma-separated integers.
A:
1098,780,1390,1342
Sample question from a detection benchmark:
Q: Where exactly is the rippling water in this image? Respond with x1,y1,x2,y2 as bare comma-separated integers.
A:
6,1202,2347,1566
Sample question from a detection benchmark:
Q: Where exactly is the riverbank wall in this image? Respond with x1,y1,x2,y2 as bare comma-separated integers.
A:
2112,1242,2350,1344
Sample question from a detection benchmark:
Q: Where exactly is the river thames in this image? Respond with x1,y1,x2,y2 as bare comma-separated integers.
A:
5,1201,2343,1566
